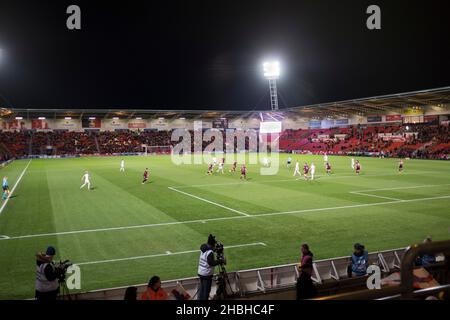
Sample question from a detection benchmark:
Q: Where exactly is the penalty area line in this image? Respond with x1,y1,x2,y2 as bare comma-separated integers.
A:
76,242,267,266
168,186,249,217
0,160,32,216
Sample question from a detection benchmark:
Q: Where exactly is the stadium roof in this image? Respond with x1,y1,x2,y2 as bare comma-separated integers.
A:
285,86,450,118
2,86,450,121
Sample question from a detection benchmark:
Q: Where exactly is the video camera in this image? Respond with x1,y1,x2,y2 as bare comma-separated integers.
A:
208,234,226,265
55,260,73,283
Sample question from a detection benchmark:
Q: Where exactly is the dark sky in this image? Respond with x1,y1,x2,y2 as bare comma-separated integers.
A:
0,0,449,110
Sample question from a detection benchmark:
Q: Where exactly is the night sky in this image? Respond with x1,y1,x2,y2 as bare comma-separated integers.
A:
0,0,449,110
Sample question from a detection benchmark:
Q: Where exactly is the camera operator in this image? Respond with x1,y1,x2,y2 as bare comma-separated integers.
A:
35,246,60,300
197,234,224,300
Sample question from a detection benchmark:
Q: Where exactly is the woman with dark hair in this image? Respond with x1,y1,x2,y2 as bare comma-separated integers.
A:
298,244,313,271
140,276,168,300
296,244,317,300
123,286,137,301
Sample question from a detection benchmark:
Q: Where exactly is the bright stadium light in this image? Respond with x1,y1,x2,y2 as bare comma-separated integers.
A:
64,117,72,120
262,60,280,111
263,61,280,79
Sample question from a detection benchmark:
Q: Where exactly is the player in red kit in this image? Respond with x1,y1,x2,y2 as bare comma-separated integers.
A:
325,162,332,175
207,163,213,175
230,161,237,173
240,164,247,180
142,168,149,184
399,159,404,173
355,160,361,175
303,163,309,180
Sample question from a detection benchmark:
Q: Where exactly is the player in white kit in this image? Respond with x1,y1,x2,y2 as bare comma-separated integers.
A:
120,159,125,172
216,161,224,174
263,157,270,167
310,163,316,180
212,157,217,166
323,154,328,163
293,161,301,177
80,171,91,190
351,158,355,170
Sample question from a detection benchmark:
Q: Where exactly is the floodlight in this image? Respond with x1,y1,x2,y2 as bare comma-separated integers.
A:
262,60,280,110
263,61,280,79
38,117,46,120
64,117,72,120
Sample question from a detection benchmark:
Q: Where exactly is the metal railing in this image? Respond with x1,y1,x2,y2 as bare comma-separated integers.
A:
70,247,406,300
320,239,450,300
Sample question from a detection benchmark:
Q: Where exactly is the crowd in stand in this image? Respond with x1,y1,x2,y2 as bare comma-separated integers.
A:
281,124,449,159
0,123,449,160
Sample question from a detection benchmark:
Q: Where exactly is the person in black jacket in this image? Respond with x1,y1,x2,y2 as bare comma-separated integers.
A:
35,246,60,300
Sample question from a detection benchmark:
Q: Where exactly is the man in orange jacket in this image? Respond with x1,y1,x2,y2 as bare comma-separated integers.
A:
140,276,168,300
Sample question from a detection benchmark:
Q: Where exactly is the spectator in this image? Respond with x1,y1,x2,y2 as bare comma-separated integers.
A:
296,244,317,300
347,243,369,278
124,286,138,300
415,236,437,267
296,266,317,300
297,244,314,272
140,276,168,300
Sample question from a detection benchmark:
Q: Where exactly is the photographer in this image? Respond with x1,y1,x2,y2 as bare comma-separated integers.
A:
197,234,224,300
35,246,60,300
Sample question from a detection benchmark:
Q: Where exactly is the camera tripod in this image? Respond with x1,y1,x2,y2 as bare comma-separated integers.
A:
214,263,236,300
58,278,72,300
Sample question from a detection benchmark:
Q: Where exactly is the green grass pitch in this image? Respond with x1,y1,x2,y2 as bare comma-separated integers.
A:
0,154,449,299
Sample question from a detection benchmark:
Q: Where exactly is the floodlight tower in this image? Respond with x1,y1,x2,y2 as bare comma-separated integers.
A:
263,61,280,111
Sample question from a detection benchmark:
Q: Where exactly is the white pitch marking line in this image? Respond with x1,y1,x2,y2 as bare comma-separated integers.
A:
0,160,32,216
350,192,403,202
0,235,10,240
168,186,249,217
76,242,266,266
2,195,450,241
354,184,450,193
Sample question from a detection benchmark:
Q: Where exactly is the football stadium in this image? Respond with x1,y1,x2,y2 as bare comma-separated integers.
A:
0,1,449,307
1,87,450,300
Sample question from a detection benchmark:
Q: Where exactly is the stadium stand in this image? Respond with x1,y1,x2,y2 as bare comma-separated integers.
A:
0,123,448,159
